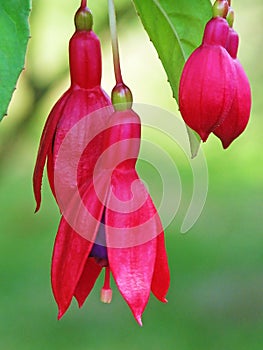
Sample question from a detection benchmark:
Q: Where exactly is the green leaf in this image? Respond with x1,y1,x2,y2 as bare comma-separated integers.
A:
132,0,212,100
132,0,212,156
0,0,31,121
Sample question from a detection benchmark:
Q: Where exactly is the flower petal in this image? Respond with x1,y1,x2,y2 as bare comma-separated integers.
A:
33,90,71,211
151,231,170,302
108,243,156,326
51,177,107,319
213,60,251,148
106,170,159,325
51,88,112,202
51,216,94,319
74,258,102,308
179,45,236,141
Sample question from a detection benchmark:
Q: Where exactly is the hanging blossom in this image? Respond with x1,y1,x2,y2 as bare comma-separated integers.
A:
179,0,251,147
33,3,112,210
52,84,170,325
33,0,170,325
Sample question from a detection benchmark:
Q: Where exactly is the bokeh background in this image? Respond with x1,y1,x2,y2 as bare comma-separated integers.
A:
0,0,262,349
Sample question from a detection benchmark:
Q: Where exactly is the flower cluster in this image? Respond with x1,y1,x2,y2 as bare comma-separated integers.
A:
33,0,250,326
33,2,170,325
179,0,251,148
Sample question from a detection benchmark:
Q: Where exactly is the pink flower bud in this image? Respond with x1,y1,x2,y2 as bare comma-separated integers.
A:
213,29,251,148
179,17,236,141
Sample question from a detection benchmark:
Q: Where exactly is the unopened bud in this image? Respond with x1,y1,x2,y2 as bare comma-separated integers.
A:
111,83,133,111
212,0,229,18
74,6,93,31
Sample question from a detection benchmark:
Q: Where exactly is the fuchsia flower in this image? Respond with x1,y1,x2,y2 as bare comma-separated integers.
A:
179,1,251,147
33,5,112,210
52,86,170,325
179,16,236,142
33,3,170,325
213,28,252,148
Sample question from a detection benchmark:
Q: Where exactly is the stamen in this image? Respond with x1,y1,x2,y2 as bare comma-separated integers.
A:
100,267,112,304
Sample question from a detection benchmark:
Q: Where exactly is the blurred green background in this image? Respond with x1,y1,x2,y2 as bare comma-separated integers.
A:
0,0,262,349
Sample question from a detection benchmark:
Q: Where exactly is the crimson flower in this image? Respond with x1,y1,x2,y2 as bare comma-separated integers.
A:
51,86,170,325
213,28,251,148
33,5,112,210
179,16,236,142
33,3,170,325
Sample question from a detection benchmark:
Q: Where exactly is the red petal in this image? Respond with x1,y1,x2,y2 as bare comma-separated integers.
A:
108,243,156,326
213,60,251,148
34,87,112,212
51,88,112,205
179,45,236,141
151,231,170,302
33,90,71,212
47,147,55,199
106,170,160,325
74,258,102,308
51,177,108,318
51,216,94,319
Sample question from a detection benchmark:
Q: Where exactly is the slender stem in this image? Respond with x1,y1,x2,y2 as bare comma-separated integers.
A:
81,0,86,8
228,0,231,5
108,0,123,84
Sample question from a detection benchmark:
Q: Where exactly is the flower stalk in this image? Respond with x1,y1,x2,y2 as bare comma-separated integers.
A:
81,0,87,8
108,0,123,84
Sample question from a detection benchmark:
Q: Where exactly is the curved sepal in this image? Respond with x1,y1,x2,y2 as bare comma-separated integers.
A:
33,90,71,211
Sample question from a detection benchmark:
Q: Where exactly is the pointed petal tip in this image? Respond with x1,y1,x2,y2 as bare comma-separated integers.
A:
34,203,40,213
200,133,209,143
135,314,143,327
33,186,41,212
221,140,232,149
57,310,64,320
75,297,84,309
214,133,232,149
57,305,69,320
153,293,169,303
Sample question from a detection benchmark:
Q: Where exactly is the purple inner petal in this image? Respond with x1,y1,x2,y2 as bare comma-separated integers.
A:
89,211,108,261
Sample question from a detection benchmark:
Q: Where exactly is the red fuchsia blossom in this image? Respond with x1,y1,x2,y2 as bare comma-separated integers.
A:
179,15,236,142
213,27,252,148
51,85,170,325
34,0,169,326
33,5,112,210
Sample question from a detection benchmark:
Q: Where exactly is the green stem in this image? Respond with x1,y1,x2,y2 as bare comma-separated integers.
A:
108,0,123,84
